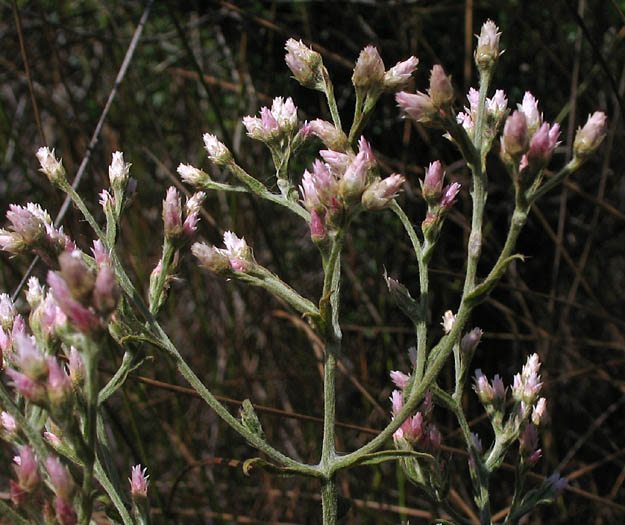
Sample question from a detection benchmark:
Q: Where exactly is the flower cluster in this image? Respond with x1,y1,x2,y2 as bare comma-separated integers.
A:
161,186,206,244
192,231,254,275
47,242,120,333
0,203,75,266
500,92,561,176
299,137,405,240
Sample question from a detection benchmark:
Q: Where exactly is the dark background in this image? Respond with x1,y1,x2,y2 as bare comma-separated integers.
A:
1,1,624,523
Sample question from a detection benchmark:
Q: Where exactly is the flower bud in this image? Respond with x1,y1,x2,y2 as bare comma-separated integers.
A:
58,251,94,303
383,56,419,91
461,327,483,356
68,347,84,386
221,231,252,272
396,90,437,124
441,310,455,333
422,161,444,204
474,20,501,71
339,151,369,203
46,456,75,500
1,411,17,436
532,397,547,426
309,120,349,151
108,151,131,187
6,368,47,404
473,369,495,404
574,112,607,160
0,293,17,331
15,446,40,492
440,182,461,209
192,242,231,275
519,423,540,462
501,110,529,161
518,92,542,135
526,122,560,170
177,163,211,187
47,271,100,333
428,65,454,107
162,187,183,239
36,147,66,184
13,334,47,380
46,358,73,415
203,133,232,165
55,497,78,525
362,174,405,210
309,209,327,243
285,39,324,90
352,46,385,92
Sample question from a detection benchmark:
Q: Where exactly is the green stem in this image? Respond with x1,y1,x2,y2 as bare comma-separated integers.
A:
79,339,100,524
322,68,342,131
149,239,176,315
59,178,318,477
228,162,310,220
321,476,338,525
390,201,428,382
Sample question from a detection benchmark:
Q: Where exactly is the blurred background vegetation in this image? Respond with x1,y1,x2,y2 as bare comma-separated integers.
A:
1,0,625,523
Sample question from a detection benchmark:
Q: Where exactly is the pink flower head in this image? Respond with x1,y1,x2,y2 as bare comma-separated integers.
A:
352,45,385,91
46,357,72,410
428,65,454,107
221,231,251,272
475,20,501,70
309,120,348,151
309,210,326,242
473,369,494,404
46,455,75,500
361,174,405,210
15,446,40,492
1,411,17,435
5,368,47,404
36,147,65,183
527,121,560,169
487,89,508,120
47,271,100,333
390,370,410,390
339,150,370,201
440,182,461,209
396,91,436,123
390,389,404,416
501,110,529,160
91,240,110,268
129,464,149,498
400,412,424,442
270,97,297,130
518,92,542,134
203,133,231,165
574,111,607,159
13,334,47,380
467,87,480,116
319,150,351,176
285,39,323,89
384,56,419,91
422,160,444,202
532,397,547,426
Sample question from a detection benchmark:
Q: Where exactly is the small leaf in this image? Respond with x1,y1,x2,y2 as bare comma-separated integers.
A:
242,458,318,478
465,254,524,306
349,449,433,468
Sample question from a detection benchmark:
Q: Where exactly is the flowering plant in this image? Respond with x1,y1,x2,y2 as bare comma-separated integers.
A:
0,19,606,525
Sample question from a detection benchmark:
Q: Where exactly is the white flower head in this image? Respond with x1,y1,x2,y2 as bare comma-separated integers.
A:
109,151,131,186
